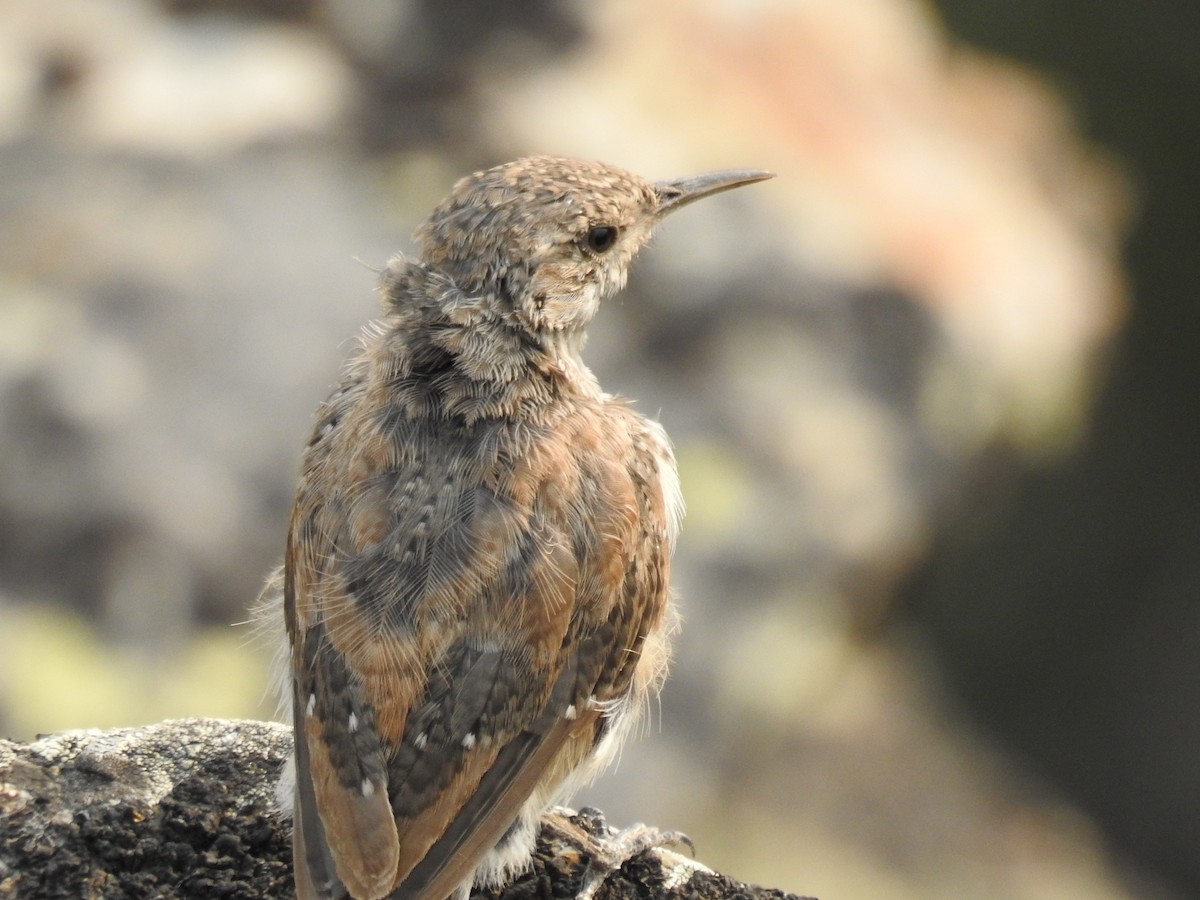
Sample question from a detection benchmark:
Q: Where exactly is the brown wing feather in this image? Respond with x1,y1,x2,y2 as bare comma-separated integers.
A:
289,525,402,899
289,367,675,900
389,713,597,900
379,505,585,888
385,640,598,900
383,642,540,884
290,674,344,900
388,415,677,900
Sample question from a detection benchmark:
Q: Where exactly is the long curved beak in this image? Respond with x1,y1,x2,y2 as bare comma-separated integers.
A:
653,168,774,216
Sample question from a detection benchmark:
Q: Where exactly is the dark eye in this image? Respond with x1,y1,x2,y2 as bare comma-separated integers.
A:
585,225,619,253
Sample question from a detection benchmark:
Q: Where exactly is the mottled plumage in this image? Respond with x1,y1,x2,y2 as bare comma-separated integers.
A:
280,156,771,899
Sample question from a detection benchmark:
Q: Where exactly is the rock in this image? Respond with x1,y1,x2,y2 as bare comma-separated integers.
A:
0,718,812,900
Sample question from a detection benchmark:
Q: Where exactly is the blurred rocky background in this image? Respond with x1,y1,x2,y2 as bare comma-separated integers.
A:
0,0,1192,898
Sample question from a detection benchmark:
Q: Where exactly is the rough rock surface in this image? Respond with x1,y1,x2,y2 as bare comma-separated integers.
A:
0,718,810,900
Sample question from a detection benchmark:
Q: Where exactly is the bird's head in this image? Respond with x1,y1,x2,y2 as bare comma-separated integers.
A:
415,155,772,337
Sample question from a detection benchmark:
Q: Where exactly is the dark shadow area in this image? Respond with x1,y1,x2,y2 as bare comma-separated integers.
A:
914,2,1200,893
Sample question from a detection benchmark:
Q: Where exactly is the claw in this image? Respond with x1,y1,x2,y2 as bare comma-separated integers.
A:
576,822,695,900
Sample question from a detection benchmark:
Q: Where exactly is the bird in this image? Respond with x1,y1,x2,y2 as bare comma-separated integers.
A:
279,155,772,900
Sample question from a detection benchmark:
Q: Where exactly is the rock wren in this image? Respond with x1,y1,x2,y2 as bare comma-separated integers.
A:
282,155,772,899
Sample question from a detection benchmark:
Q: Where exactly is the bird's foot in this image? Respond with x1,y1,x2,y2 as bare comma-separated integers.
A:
546,807,693,900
